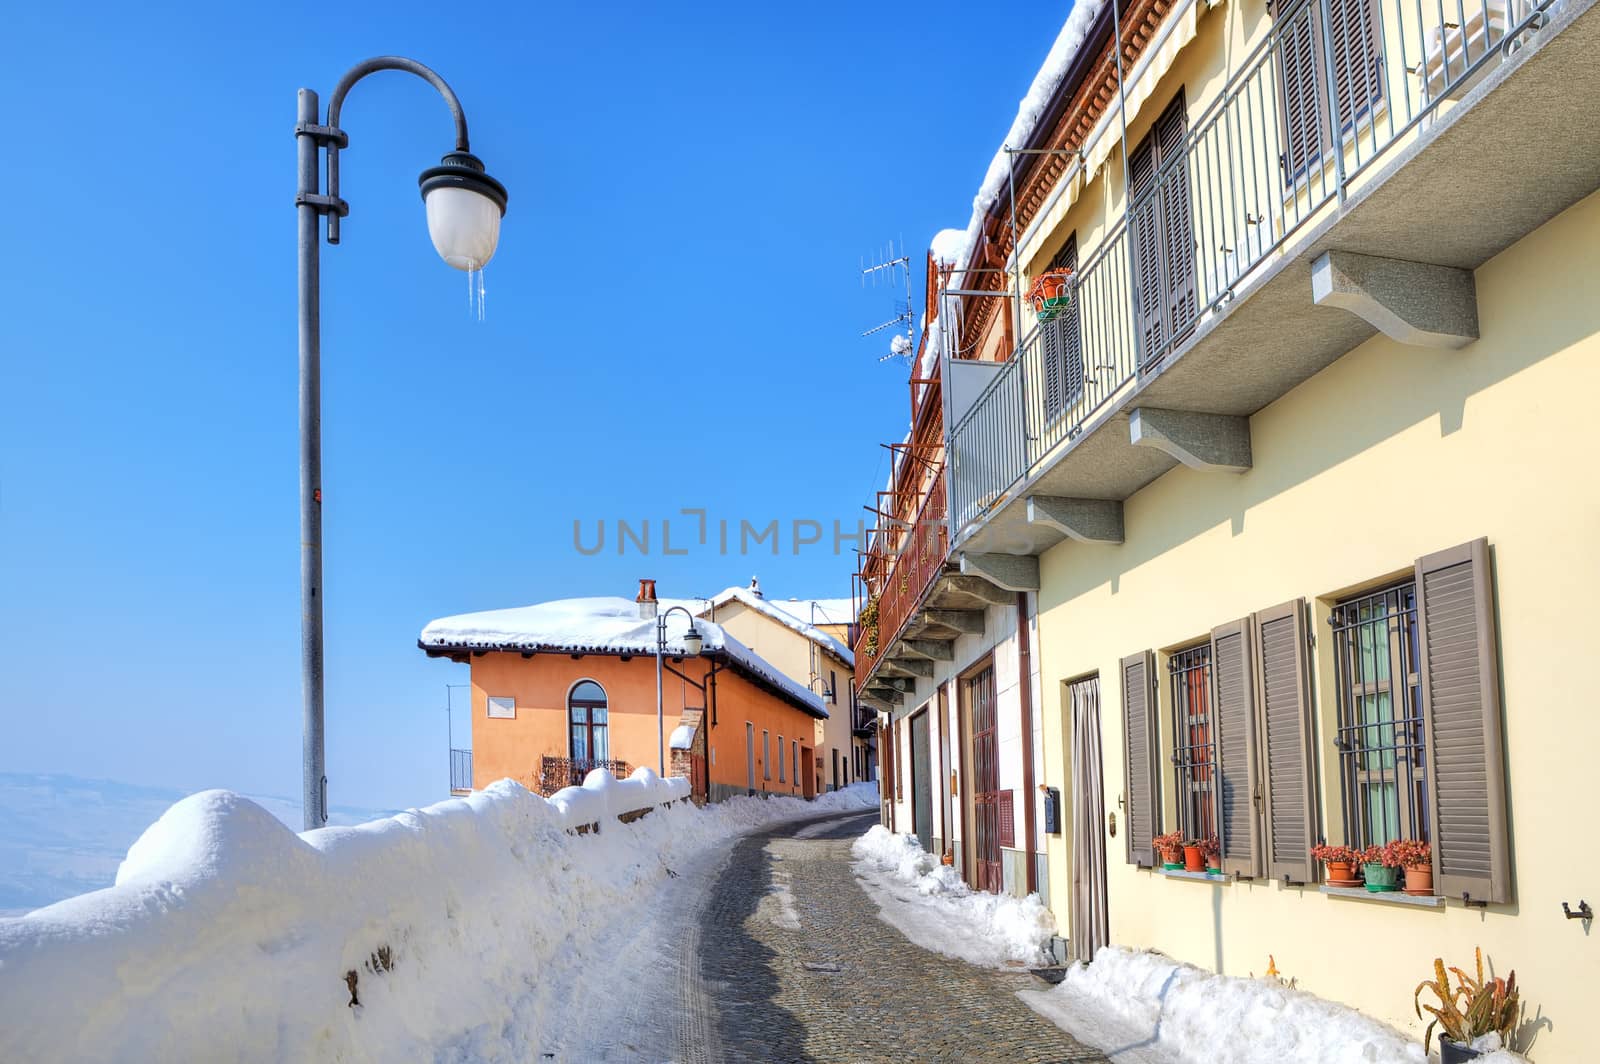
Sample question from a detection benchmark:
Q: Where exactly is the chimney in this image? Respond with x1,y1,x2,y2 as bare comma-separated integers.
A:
748,575,763,598
636,578,658,619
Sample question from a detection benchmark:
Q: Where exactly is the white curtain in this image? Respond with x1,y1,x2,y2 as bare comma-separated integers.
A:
1069,676,1109,964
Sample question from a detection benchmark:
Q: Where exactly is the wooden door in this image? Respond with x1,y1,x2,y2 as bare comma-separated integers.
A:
968,667,1002,893
801,746,816,799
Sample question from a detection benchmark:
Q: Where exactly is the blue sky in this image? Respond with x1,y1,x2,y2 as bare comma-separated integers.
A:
0,1,1066,811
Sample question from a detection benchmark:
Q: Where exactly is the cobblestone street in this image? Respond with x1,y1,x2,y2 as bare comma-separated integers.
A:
677,810,1105,1064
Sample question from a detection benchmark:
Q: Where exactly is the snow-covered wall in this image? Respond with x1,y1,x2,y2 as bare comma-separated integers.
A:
0,768,690,1062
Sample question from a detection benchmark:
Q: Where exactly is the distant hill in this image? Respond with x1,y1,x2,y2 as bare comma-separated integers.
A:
0,773,397,916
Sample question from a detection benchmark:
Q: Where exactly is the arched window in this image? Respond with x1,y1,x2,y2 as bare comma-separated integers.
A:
568,680,609,765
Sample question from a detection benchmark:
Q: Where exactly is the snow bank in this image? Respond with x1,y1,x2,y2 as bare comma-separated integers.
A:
850,824,1055,969
0,773,877,1063
1026,945,1522,1064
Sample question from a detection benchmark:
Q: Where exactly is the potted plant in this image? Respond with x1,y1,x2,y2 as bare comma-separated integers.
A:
1200,835,1222,875
1026,268,1075,322
1182,839,1205,872
1155,830,1184,869
1414,948,1519,1062
1310,842,1362,886
1360,843,1400,892
1389,839,1433,896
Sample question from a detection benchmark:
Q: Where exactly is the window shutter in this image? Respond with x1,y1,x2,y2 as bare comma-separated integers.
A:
1326,0,1384,130
1211,617,1263,878
1253,599,1318,884
1128,137,1166,364
1415,539,1509,904
1042,235,1082,417
1121,650,1159,866
1273,0,1328,181
1155,100,1197,342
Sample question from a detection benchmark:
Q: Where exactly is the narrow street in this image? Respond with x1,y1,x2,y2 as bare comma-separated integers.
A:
542,809,1106,1063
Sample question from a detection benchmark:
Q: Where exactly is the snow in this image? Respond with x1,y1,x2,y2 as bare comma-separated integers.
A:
668,723,696,750
420,595,828,718
702,586,854,665
930,0,1108,285
850,824,1055,969
0,774,878,1063
1020,945,1535,1064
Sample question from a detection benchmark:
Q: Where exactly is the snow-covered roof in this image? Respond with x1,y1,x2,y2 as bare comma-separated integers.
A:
418,597,828,719
701,587,855,666
934,1,1108,282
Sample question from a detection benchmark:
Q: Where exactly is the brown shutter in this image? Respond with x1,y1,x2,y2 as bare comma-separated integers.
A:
1273,0,1329,181
1128,136,1166,364
1155,98,1197,342
1325,0,1384,130
1254,599,1318,884
1211,617,1263,878
1042,235,1081,416
1415,539,1509,904
1121,650,1160,867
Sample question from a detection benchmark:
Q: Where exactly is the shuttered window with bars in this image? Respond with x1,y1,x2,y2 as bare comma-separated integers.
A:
1328,539,1510,903
1168,643,1217,847
1271,0,1385,183
1129,93,1198,371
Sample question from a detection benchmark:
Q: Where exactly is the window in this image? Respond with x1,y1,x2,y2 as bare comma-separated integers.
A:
778,735,786,782
830,669,839,704
567,681,608,764
763,730,771,780
1168,643,1217,844
1330,582,1428,850
791,739,798,786
1129,92,1196,369
1041,234,1084,418
1271,0,1384,181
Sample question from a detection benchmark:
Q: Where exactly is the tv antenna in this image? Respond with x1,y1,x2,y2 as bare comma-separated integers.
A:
860,239,915,363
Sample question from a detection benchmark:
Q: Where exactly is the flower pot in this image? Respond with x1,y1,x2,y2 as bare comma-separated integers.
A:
1362,862,1399,892
1183,845,1205,872
1324,860,1361,886
1206,856,1222,874
1160,850,1183,869
1439,1035,1483,1063
1403,865,1434,896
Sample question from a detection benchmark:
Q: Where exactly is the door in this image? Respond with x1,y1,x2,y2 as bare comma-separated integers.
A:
801,746,816,798
938,684,953,859
745,723,755,794
1068,675,1109,963
968,666,1003,893
910,711,933,854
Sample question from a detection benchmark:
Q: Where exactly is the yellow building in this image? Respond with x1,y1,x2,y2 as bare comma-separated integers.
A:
857,0,1598,1056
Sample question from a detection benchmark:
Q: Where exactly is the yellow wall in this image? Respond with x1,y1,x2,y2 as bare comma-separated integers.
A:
1034,189,1600,1058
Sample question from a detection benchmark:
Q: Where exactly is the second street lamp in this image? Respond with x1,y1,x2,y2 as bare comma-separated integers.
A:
655,606,704,776
296,56,508,830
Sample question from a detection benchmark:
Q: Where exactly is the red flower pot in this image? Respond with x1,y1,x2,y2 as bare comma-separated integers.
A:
1183,845,1205,872
1325,860,1360,885
1404,865,1435,896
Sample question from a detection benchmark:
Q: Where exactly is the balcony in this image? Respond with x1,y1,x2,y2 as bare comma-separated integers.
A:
950,0,1598,557
538,756,630,796
449,748,472,795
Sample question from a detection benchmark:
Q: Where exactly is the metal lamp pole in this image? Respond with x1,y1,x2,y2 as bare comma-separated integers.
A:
654,606,704,776
296,57,508,830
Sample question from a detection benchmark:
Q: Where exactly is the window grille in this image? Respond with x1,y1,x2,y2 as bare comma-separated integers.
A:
1168,643,1217,843
1330,582,1429,850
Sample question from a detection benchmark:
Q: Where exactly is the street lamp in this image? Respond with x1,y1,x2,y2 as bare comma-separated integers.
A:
296,57,508,830
655,605,705,775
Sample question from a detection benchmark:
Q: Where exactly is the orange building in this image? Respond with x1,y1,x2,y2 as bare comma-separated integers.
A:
419,580,831,803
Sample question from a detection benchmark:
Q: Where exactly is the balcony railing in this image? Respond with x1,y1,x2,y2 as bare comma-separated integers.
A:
449,748,473,793
950,0,1561,538
856,466,949,687
539,756,630,796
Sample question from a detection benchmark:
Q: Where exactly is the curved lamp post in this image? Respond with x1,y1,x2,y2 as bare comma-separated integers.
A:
296,57,508,830
655,606,705,775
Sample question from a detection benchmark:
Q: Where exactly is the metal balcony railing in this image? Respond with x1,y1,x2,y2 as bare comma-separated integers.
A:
538,756,630,796
449,748,472,793
854,466,949,688
949,0,1562,539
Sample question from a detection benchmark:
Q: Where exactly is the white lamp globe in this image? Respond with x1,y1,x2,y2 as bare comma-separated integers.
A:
417,151,507,272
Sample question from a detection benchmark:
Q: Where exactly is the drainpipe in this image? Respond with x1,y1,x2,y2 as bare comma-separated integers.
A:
1017,591,1037,895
